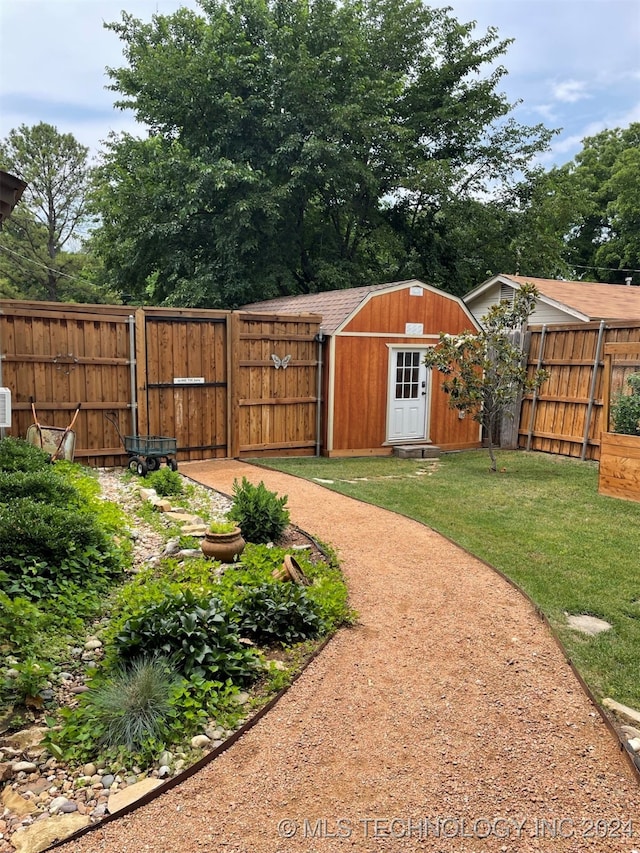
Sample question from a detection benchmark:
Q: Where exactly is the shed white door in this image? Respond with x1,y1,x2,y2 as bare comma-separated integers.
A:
387,349,429,442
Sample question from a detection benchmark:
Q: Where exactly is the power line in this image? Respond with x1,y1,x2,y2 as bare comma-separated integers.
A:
569,261,640,274
0,243,88,284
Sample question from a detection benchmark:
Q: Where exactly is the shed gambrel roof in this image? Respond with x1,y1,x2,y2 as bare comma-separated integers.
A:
464,274,640,322
242,279,477,334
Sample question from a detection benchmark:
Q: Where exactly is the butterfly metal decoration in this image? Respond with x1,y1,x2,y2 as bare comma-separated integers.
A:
271,353,292,370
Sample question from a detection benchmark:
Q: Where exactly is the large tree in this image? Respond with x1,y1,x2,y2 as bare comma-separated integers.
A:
0,123,103,302
92,0,552,307
539,124,640,284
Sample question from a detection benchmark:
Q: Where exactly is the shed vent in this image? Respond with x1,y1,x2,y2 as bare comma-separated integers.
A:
0,388,11,428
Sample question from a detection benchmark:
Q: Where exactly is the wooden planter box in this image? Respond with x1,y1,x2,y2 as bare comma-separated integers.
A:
598,432,640,503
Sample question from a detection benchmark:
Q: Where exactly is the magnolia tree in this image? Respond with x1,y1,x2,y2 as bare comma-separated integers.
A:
424,283,547,471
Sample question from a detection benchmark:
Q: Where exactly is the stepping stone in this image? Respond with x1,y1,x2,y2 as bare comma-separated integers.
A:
565,613,612,635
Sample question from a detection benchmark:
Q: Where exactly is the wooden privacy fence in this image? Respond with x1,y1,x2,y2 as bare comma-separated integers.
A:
518,320,640,461
0,300,321,467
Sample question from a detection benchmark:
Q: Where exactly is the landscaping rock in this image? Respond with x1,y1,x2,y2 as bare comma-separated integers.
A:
2,787,37,817
10,813,90,853
603,697,640,725
1,727,47,751
84,639,102,651
11,761,37,774
190,734,211,749
107,778,161,814
49,796,72,814
100,774,115,789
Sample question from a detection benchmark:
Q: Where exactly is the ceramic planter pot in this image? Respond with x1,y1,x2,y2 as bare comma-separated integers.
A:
200,527,245,562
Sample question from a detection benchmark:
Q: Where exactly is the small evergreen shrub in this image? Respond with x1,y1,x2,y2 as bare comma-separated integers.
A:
611,372,640,436
0,437,51,472
0,469,80,506
228,477,290,544
0,499,124,598
48,657,177,764
231,583,325,645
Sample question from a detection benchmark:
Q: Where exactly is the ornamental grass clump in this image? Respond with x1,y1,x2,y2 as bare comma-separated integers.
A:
88,657,178,753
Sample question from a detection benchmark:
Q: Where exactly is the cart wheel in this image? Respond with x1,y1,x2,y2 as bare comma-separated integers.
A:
136,459,148,477
168,458,178,472
128,457,141,473
146,456,160,472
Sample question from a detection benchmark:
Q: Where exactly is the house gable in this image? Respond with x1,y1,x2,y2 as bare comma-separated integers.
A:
464,274,640,326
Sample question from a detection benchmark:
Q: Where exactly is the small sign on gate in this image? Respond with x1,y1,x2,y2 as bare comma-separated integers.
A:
173,377,205,385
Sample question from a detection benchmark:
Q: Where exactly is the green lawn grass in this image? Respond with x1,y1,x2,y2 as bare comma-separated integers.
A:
254,450,640,709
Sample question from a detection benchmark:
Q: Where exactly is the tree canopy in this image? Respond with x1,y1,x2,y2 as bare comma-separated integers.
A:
91,0,552,307
535,124,640,285
0,122,103,302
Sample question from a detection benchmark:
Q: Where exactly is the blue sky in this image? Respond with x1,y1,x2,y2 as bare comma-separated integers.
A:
1,0,639,169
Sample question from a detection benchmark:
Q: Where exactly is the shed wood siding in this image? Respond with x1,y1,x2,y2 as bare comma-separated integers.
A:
329,286,481,453
519,321,640,460
331,336,480,452
341,286,475,335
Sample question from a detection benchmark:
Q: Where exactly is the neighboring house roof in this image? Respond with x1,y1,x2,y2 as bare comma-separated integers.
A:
242,279,456,334
464,274,640,323
0,170,27,229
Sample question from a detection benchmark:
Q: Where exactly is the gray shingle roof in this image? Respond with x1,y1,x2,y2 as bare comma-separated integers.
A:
241,280,421,334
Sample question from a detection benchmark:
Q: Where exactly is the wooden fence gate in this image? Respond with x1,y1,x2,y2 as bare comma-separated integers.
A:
0,300,321,467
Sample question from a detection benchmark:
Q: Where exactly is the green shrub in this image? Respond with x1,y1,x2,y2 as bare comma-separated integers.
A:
0,591,45,651
0,437,50,472
112,588,262,684
0,499,125,599
299,556,355,632
48,667,243,765
0,469,80,506
164,674,243,741
146,468,183,497
3,658,53,702
611,372,640,436
228,478,290,544
231,582,325,645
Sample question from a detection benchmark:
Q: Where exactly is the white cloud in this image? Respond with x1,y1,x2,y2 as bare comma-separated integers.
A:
533,104,558,122
543,100,640,164
552,80,590,103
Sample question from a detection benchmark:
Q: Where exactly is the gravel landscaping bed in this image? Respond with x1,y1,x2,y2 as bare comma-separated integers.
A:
1,467,328,853
46,460,640,853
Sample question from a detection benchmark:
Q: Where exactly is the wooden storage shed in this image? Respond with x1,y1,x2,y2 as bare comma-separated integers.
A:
243,280,482,457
